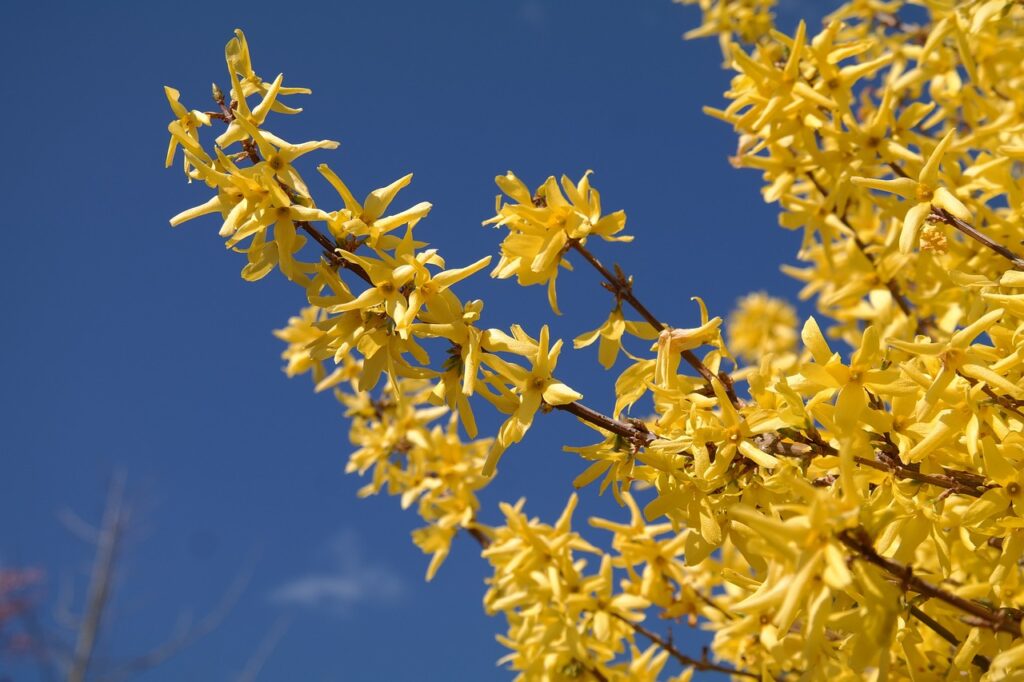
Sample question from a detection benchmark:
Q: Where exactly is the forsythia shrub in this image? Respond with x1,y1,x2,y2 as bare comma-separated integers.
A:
165,1,1024,679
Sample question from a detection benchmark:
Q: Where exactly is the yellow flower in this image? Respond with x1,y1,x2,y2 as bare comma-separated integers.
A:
215,71,287,149
413,300,487,436
484,171,630,313
962,436,1024,526
224,29,310,111
651,314,722,387
319,166,433,247
887,307,1011,419
726,292,798,363
690,377,781,481
396,255,491,335
799,319,910,432
480,326,582,475
574,306,658,369
851,130,972,253
170,16,1024,678
232,113,338,193
163,86,210,170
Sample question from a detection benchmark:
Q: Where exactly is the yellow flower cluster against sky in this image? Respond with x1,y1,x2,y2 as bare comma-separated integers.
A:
165,1,1024,679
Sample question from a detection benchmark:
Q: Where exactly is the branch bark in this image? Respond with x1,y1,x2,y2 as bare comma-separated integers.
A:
931,206,1024,270
610,612,759,679
567,239,739,406
838,527,1022,636
211,86,373,287
68,472,126,682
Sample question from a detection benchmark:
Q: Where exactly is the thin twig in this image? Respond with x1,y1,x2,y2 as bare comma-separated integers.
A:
235,615,291,682
554,401,657,448
214,104,663,456
886,161,911,179
465,525,492,549
838,527,1022,636
567,239,739,405
804,171,920,324
930,206,1024,270
211,84,374,286
851,456,988,498
823,197,1024,409
976,383,1024,421
767,430,993,498
94,565,253,682
610,612,759,679
568,240,664,332
68,472,127,682
909,605,990,672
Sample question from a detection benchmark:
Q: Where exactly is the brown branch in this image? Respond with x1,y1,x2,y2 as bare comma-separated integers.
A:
944,365,1024,422
469,524,745,680
694,589,736,621
772,421,1021,644
568,240,664,332
854,233,917,322
209,82,1023,657
465,525,492,549
458,407,652,550
909,605,990,672
766,429,992,498
875,12,928,43
886,161,911,179
838,527,1022,636
610,612,759,679
566,239,739,406
554,401,657,448
804,171,921,325
851,455,988,498
560,395,994,503
930,206,1024,270
976,383,1024,421
467,412,1000,668
210,83,373,286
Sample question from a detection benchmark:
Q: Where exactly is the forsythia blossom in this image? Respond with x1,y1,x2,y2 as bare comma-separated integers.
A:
168,2,1024,676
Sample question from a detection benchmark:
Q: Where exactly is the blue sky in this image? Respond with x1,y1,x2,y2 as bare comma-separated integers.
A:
1,1,833,679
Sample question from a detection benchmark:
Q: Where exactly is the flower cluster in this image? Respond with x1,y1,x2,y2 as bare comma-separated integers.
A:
168,3,1024,676
167,30,583,484
485,171,630,314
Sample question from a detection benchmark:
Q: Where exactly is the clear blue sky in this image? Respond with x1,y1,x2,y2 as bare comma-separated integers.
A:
1,1,831,679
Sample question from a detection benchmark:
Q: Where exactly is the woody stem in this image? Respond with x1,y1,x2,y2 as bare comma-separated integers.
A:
930,206,1024,270
566,239,738,405
610,613,759,679
553,401,655,447
211,84,373,287
838,527,1021,636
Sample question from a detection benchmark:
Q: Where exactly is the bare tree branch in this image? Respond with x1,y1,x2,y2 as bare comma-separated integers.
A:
94,563,254,682
235,615,290,682
68,471,127,682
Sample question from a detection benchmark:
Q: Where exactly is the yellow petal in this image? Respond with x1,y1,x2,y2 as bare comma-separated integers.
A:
542,381,582,406
932,186,971,222
899,202,931,253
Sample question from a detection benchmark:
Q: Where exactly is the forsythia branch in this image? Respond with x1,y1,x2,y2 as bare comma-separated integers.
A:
838,527,1023,636
931,207,1024,271
165,3,1024,676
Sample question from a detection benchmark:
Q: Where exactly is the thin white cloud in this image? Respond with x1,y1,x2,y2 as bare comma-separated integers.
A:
270,530,404,613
